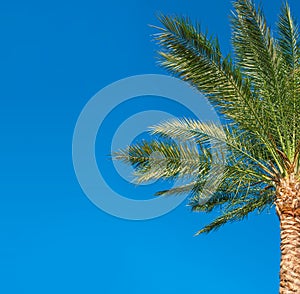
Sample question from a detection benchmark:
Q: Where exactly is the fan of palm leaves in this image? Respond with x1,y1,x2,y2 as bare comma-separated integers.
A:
114,0,300,235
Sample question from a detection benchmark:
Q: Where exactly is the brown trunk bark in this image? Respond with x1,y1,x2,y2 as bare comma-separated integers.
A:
276,175,300,293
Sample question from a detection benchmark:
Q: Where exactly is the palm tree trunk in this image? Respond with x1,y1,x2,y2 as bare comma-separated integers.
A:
276,175,300,293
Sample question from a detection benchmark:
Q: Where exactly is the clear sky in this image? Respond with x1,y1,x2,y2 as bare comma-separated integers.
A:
1,0,300,293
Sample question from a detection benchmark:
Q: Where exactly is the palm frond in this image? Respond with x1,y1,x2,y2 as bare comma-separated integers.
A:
113,139,211,183
150,118,280,177
155,182,197,196
277,2,300,70
194,191,275,235
277,2,300,157
231,0,292,157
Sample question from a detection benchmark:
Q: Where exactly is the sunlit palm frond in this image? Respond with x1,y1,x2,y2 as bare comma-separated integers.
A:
113,139,211,183
277,2,300,70
277,2,300,158
150,118,281,176
154,15,268,134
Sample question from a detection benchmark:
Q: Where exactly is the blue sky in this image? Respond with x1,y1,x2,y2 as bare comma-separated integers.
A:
1,0,300,293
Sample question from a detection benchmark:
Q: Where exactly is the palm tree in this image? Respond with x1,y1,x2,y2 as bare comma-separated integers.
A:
114,0,300,292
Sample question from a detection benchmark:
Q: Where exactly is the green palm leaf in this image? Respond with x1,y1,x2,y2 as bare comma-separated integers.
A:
277,2,300,158
194,191,275,235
